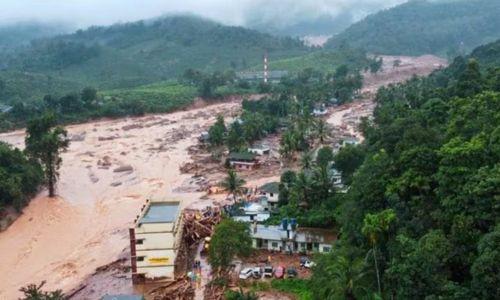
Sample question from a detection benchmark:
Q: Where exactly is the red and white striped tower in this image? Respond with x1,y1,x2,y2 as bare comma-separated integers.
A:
264,51,269,83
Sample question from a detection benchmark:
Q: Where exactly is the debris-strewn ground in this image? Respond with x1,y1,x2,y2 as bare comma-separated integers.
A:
0,55,446,299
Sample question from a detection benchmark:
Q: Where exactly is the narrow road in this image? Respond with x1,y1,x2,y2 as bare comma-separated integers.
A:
194,241,212,300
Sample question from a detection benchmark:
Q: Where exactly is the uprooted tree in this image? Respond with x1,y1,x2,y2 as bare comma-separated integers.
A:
25,112,69,198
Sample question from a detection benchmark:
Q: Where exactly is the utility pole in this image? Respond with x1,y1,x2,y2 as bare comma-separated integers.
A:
264,51,269,84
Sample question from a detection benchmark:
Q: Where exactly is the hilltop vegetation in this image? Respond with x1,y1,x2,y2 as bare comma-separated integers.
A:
325,0,500,57
0,15,309,102
307,42,500,299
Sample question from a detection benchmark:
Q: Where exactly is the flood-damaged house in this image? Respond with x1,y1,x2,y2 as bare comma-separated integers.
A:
129,200,182,283
229,152,258,170
250,219,335,253
232,202,271,223
198,131,210,144
247,144,271,156
259,182,280,208
342,136,360,147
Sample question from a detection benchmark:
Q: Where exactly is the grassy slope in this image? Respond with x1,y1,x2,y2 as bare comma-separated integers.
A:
260,49,369,73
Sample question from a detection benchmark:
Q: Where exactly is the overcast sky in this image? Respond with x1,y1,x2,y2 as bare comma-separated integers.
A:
0,0,407,29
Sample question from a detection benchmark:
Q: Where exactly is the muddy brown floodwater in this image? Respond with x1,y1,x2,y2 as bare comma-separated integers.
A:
0,102,240,299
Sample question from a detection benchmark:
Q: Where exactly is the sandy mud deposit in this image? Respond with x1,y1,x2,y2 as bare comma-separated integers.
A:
0,102,239,299
327,55,448,139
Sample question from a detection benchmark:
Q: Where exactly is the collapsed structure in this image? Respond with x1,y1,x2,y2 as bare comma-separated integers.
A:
129,200,182,283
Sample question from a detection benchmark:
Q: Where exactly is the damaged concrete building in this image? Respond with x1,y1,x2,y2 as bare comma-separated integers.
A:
129,200,183,283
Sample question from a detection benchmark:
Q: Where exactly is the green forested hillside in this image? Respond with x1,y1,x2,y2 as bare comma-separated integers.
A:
309,41,500,299
325,0,500,57
0,15,309,102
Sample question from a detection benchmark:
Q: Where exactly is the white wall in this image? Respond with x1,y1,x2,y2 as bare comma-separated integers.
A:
135,232,176,251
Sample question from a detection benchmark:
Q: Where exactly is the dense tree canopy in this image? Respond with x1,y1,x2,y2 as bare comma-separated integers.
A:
310,51,500,298
0,142,43,211
208,218,252,275
25,113,69,197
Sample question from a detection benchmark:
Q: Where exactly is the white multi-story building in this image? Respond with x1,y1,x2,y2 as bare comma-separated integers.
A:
129,200,182,283
250,222,335,254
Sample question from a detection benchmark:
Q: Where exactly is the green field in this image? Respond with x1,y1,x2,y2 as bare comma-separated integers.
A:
250,49,370,74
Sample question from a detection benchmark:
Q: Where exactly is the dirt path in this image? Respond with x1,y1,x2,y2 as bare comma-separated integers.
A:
0,102,240,299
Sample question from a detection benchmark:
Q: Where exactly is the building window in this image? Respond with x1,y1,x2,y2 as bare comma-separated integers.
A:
271,242,278,248
322,246,331,253
136,256,145,262
270,193,274,197
136,239,144,245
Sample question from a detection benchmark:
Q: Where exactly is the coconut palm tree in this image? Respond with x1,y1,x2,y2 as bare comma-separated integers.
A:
362,209,397,296
311,247,372,300
220,168,245,202
314,118,329,144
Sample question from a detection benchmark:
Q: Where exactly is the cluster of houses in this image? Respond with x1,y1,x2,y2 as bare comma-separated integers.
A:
227,180,336,254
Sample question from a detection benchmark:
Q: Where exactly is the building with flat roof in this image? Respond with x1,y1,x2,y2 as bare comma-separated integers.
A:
250,222,336,254
129,200,182,283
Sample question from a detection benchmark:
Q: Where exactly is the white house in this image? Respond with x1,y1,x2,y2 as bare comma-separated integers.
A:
312,106,328,117
232,202,270,223
247,144,271,156
259,182,280,207
342,136,360,147
250,223,335,254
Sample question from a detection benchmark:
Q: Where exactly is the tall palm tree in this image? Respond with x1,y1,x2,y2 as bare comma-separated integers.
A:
220,169,245,202
311,248,372,300
314,118,329,144
362,209,397,296
292,171,312,208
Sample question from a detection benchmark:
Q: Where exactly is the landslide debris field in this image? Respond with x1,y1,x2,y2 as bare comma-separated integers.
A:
0,54,446,300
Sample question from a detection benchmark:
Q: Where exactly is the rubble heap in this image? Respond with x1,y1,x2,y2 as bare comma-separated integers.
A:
148,276,194,300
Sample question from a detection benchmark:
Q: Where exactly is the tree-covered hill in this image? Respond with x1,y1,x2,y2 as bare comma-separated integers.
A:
325,0,500,57
0,15,310,102
310,40,500,299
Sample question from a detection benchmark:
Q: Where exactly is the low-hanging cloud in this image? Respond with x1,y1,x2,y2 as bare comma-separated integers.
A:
0,0,408,30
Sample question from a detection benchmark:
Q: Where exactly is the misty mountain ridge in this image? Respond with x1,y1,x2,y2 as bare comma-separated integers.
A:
0,21,74,50
0,14,310,102
325,0,500,57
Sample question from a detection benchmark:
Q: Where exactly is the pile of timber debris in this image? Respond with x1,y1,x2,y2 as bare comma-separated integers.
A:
148,276,194,300
182,206,222,246
153,207,223,300
203,283,226,300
